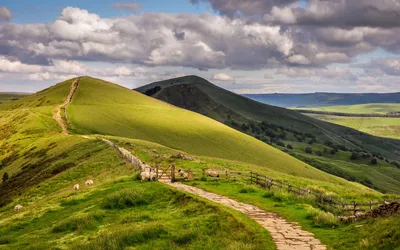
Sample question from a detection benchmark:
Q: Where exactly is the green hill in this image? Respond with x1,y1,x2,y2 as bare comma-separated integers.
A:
1,76,399,249
136,76,400,193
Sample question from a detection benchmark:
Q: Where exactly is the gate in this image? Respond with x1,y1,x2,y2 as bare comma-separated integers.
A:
156,164,175,182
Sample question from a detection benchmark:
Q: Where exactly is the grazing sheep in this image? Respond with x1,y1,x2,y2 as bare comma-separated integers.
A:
140,171,157,182
73,184,80,191
85,180,94,185
205,169,219,178
178,169,188,179
14,205,24,212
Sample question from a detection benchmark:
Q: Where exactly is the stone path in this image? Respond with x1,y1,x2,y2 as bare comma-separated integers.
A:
164,181,327,250
53,77,80,135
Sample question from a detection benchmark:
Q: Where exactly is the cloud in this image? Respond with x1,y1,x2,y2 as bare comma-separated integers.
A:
211,73,234,81
287,54,310,65
0,7,294,70
0,6,12,21
278,67,357,81
112,3,142,12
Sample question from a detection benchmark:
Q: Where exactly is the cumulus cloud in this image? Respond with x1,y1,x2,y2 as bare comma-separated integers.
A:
211,73,234,81
112,3,142,12
0,7,294,70
0,6,11,21
278,67,357,81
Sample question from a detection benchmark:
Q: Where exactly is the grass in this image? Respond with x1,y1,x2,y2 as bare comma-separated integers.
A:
293,103,400,114
1,76,400,249
308,114,400,140
67,77,348,182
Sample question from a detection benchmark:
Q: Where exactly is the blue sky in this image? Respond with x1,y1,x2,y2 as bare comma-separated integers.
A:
1,0,400,93
3,0,211,24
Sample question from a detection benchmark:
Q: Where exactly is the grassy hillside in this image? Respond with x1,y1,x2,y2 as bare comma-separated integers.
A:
136,76,400,194
68,77,346,182
308,114,400,140
1,76,399,249
0,93,29,104
292,103,400,115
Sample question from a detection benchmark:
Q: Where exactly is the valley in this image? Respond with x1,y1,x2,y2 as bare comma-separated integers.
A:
0,77,399,250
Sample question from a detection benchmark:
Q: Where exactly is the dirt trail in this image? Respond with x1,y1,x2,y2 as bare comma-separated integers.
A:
53,78,80,135
165,181,327,250
99,138,327,249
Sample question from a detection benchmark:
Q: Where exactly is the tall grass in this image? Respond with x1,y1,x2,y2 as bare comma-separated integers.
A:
101,189,151,209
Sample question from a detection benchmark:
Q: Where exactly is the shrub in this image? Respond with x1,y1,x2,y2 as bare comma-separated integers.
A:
391,161,400,169
287,144,293,150
52,213,104,233
2,172,8,183
350,152,360,160
370,158,378,165
330,149,336,155
305,147,313,154
305,205,338,228
315,151,322,156
102,190,151,209
239,186,256,193
276,141,285,147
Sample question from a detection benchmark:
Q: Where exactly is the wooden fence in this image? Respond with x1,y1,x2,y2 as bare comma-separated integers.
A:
249,171,400,215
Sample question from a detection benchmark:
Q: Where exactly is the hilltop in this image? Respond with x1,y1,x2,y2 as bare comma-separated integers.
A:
137,75,400,193
1,76,399,249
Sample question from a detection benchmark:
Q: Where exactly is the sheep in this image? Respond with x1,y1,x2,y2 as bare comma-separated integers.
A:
85,179,94,185
205,169,219,178
178,169,188,179
140,171,157,182
14,205,23,212
73,184,80,191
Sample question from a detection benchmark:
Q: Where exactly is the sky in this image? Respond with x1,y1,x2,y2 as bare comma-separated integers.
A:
1,0,400,94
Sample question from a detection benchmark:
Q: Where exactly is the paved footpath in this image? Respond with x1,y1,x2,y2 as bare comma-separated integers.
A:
165,181,327,250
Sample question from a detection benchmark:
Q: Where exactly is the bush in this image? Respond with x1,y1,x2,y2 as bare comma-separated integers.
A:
239,186,256,193
392,161,400,169
276,141,285,147
330,149,336,155
2,172,8,183
350,152,360,160
315,151,322,156
102,190,151,209
305,205,338,228
305,147,313,154
287,144,293,150
370,158,378,165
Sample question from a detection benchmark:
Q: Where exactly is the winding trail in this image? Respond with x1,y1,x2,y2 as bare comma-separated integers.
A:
98,139,327,250
165,181,327,250
53,77,80,134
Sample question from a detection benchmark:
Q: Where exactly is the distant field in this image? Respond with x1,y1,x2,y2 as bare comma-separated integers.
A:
0,93,29,104
308,114,400,140
293,103,400,114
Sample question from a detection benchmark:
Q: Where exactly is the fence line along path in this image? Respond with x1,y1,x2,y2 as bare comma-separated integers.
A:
166,181,327,250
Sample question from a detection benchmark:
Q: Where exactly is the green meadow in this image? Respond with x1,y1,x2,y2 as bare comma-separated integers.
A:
1,76,399,249
293,103,400,114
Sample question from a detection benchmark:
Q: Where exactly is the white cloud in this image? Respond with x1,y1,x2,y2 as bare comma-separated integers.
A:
0,6,11,21
211,73,234,81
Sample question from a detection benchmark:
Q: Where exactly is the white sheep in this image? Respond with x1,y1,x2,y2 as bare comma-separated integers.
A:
205,169,219,178
14,205,24,212
140,171,157,182
73,184,80,191
85,179,94,185
178,169,188,179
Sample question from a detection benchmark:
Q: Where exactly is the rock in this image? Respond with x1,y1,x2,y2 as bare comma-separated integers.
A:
171,153,195,161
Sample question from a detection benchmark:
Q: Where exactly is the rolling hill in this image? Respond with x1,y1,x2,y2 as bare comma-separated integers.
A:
136,75,400,193
136,76,400,161
1,76,399,249
244,92,400,108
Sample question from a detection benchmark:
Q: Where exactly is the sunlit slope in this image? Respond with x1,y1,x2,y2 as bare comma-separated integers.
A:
293,103,400,114
68,77,338,181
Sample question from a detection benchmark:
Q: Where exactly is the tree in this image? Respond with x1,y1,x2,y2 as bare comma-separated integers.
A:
276,141,285,147
370,158,378,165
2,172,9,183
315,151,322,156
330,149,336,155
350,152,360,160
305,147,313,154
287,144,293,150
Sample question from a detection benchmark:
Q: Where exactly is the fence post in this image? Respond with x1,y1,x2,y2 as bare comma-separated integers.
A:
156,164,159,180
171,164,176,183
353,201,357,216
250,171,253,184
188,168,193,181
202,169,205,179
226,170,228,180
288,184,291,193
256,173,259,185
370,201,372,211
264,176,267,189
